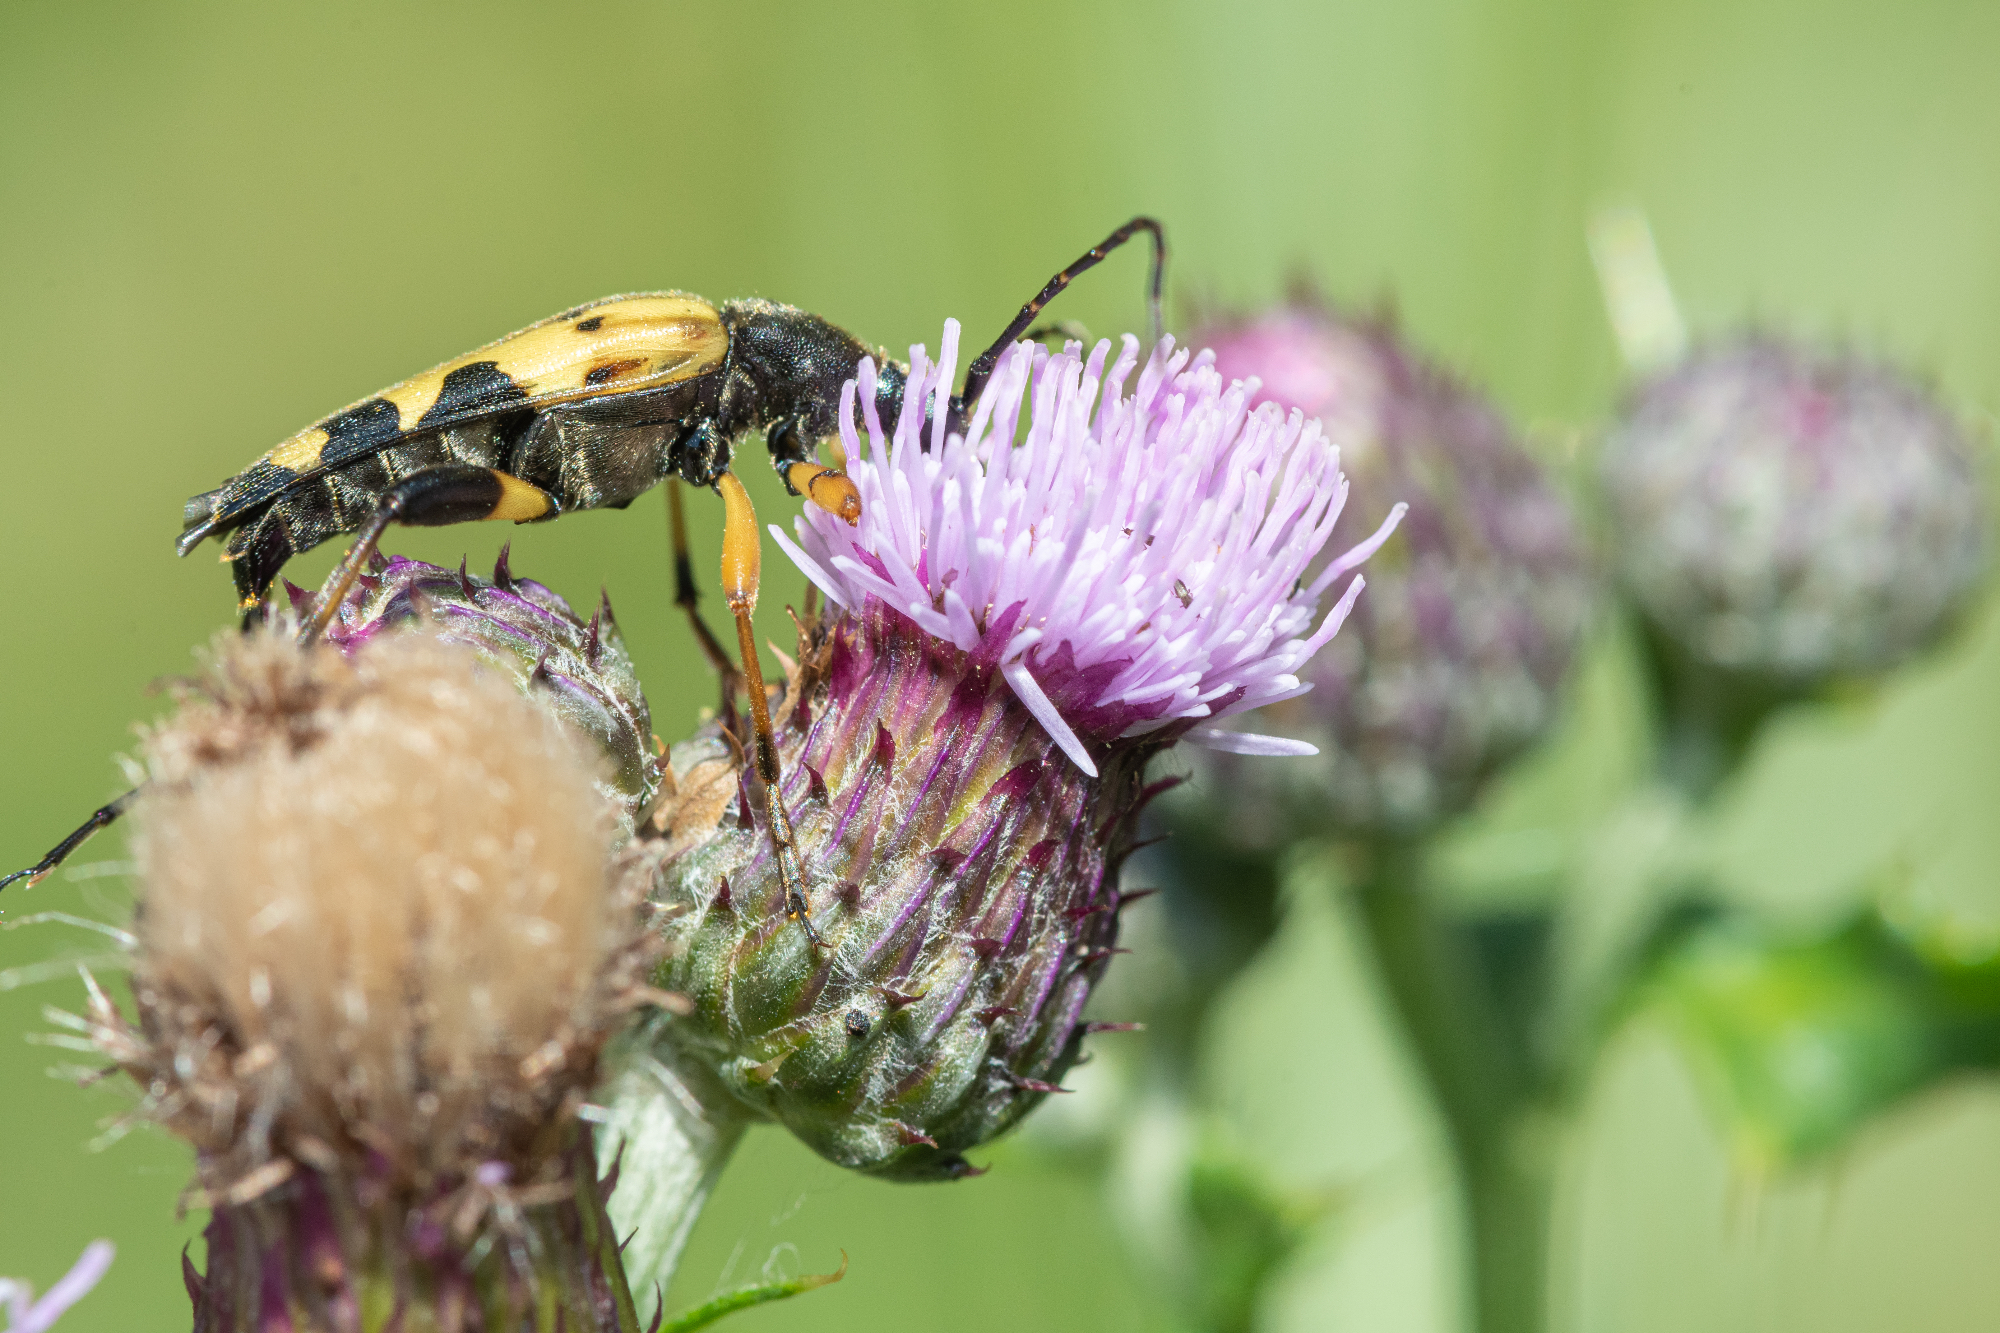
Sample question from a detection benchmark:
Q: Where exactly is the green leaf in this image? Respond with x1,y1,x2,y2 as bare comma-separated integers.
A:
656,1253,847,1333
1182,1138,1335,1333
1636,912,1955,1169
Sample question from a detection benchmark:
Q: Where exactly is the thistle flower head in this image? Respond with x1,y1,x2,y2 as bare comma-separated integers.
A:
774,323,1400,773
1184,300,1591,838
1602,334,1987,682
88,628,658,1326
642,325,1388,1179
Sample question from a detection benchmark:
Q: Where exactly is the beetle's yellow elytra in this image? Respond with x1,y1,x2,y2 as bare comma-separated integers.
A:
246,295,728,479
266,426,330,473
383,294,727,429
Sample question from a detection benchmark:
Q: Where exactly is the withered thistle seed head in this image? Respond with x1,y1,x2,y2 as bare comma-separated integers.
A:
86,628,658,1326
1602,334,1988,682
1185,299,1592,840
639,325,1386,1179
316,549,661,830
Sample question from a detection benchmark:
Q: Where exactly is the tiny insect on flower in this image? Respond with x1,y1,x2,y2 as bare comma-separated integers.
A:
632,322,1400,1178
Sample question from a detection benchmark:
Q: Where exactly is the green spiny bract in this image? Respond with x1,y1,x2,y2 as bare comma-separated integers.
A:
638,603,1155,1180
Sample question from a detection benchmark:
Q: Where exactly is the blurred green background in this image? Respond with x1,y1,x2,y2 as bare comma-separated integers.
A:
5,2,2000,1329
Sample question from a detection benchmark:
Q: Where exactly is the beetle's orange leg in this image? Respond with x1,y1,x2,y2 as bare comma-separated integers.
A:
781,462,862,526
716,472,823,949
767,416,861,525
664,479,743,706
299,465,555,644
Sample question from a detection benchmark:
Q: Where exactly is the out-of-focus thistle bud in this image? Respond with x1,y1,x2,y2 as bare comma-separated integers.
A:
634,324,1396,1179
1602,335,1987,685
314,550,662,831
1183,298,1592,841
81,629,663,1331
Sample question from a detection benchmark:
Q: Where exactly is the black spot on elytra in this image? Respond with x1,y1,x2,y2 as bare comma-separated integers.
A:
318,398,405,468
575,315,604,332
585,358,645,387
417,361,529,429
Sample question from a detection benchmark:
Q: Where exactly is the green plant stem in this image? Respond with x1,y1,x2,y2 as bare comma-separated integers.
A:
1637,618,1795,804
1351,839,1552,1333
597,1041,748,1315
573,1133,648,1333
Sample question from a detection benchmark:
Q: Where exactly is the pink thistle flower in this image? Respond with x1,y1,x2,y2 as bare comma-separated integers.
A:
637,324,1398,1179
773,322,1405,775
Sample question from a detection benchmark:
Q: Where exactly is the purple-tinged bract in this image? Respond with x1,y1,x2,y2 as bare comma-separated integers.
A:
319,551,660,830
638,324,1391,1178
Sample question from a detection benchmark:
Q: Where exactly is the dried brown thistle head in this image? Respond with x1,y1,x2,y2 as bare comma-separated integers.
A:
86,627,661,1235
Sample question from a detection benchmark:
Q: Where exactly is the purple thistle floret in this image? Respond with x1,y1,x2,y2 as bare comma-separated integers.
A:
0,1242,113,1333
642,325,1394,1179
773,322,1404,774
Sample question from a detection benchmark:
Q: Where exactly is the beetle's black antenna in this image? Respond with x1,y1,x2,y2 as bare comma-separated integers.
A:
1,789,138,896
956,217,1167,419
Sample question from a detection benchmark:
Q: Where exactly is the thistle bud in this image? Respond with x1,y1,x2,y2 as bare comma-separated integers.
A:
318,550,661,829
84,629,659,1331
1602,335,1987,683
1185,300,1592,840
635,325,1391,1179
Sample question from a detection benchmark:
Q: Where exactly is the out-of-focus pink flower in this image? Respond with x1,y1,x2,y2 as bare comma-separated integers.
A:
1188,300,1592,838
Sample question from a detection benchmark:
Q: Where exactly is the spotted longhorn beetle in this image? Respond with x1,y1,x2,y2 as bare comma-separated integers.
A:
4,218,1169,944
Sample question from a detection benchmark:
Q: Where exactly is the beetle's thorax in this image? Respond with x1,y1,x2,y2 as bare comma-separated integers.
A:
718,299,908,443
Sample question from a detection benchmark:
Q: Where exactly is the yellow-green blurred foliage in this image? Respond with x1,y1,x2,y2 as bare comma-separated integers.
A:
5,3,2000,1330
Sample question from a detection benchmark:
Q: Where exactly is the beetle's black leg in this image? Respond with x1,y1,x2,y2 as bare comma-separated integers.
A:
956,217,1168,420
1,789,138,896
715,471,823,949
299,465,556,643
664,479,742,704
1023,319,1093,347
